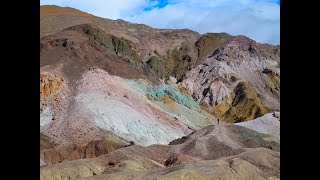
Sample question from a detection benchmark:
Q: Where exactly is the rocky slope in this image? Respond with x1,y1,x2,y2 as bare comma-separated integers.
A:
40,5,280,179
40,131,130,167
41,5,202,81
182,35,280,122
40,125,280,179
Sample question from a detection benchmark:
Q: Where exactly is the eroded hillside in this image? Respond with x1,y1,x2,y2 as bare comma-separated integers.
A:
40,5,280,180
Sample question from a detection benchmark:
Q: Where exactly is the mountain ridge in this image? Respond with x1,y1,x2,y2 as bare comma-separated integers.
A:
40,5,280,179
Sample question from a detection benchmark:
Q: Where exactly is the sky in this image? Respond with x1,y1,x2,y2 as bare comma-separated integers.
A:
40,0,280,45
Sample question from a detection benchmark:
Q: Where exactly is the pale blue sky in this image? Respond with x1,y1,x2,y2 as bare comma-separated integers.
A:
40,0,280,45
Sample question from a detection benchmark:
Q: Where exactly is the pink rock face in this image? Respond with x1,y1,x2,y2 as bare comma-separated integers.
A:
74,69,192,146
41,68,193,146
